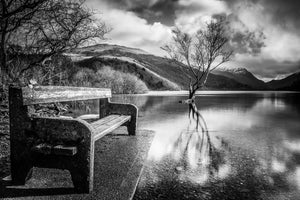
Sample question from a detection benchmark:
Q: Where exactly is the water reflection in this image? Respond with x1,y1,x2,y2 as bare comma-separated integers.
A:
135,101,233,199
177,102,228,183
67,93,300,199
133,92,300,200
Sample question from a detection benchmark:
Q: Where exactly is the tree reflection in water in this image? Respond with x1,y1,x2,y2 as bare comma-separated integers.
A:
134,101,300,200
135,103,231,200
174,102,226,178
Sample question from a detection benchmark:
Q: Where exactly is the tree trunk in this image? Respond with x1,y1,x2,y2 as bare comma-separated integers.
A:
189,88,196,99
188,68,210,99
0,40,8,85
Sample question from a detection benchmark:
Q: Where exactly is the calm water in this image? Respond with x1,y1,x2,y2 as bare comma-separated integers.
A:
108,92,300,200
73,92,300,199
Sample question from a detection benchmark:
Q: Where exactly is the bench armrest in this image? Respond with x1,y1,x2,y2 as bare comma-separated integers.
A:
99,99,138,135
31,116,94,145
109,103,138,135
109,103,138,118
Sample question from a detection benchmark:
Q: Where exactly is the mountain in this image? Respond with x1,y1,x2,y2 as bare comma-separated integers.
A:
213,68,268,90
68,43,269,91
267,72,300,91
72,43,149,55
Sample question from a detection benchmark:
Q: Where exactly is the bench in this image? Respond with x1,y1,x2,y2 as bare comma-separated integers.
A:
6,85,138,193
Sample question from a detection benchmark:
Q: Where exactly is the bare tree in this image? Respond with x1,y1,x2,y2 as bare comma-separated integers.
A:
0,0,109,84
1,0,45,83
162,19,233,99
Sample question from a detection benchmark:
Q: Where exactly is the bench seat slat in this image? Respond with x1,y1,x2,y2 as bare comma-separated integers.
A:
77,114,100,121
22,86,111,105
77,114,118,124
91,115,129,129
31,143,77,156
32,143,52,155
53,145,78,156
91,115,131,141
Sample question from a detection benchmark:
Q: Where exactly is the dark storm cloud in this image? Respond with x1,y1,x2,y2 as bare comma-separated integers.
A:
236,51,300,80
99,0,179,25
210,14,266,56
87,0,300,79
222,0,300,31
225,14,266,55
264,0,300,31
131,0,179,25
243,60,300,80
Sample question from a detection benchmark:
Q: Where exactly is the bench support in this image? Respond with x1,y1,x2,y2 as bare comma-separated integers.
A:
6,86,138,194
9,86,34,185
99,98,138,135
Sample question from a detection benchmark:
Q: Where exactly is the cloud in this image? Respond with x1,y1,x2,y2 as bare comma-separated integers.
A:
174,0,228,34
86,0,300,79
230,54,300,80
90,2,172,56
218,0,300,79
228,1,300,61
226,13,266,55
223,0,300,31
94,0,179,25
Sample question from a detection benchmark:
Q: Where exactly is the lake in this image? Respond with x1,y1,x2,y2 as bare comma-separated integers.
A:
1,91,299,199
108,91,300,200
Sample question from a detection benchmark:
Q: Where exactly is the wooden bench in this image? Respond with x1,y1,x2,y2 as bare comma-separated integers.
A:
6,85,138,193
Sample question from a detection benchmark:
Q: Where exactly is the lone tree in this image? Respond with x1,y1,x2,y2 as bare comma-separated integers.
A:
0,0,109,84
162,19,233,99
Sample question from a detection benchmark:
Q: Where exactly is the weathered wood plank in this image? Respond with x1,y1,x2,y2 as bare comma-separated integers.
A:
31,143,77,156
53,145,78,156
1,175,13,186
22,86,111,105
7,86,138,193
31,143,52,155
109,102,138,136
91,115,131,141
91,115,130,130
77,114,99,121
91,115,130,129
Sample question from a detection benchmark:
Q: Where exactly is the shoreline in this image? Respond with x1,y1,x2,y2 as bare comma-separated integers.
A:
115,90,299,97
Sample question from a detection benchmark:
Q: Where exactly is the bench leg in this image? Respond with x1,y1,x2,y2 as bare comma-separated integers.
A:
127,120,136,136
11,161,33,185
70,168,92,193
10,143,34,185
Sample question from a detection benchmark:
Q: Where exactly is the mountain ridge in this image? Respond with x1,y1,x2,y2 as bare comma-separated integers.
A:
267,71,300,91
69,43,298,91
213,67,268,90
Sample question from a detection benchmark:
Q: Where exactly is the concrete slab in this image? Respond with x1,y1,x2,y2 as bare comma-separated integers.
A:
0,129,154,200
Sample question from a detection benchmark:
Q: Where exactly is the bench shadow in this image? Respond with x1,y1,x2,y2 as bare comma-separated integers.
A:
0,185,77,198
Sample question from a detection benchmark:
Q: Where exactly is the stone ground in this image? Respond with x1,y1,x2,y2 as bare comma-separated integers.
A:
0,129,154,200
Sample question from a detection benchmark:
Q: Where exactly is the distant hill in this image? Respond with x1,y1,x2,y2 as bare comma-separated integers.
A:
68,43,292,91
213,67,268,90
267,72,300,91
72,43,149,55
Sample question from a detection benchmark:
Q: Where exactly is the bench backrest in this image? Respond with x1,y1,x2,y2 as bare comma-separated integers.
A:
21,86,112,105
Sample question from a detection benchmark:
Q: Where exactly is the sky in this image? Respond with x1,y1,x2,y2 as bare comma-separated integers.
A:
85,0,300,81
